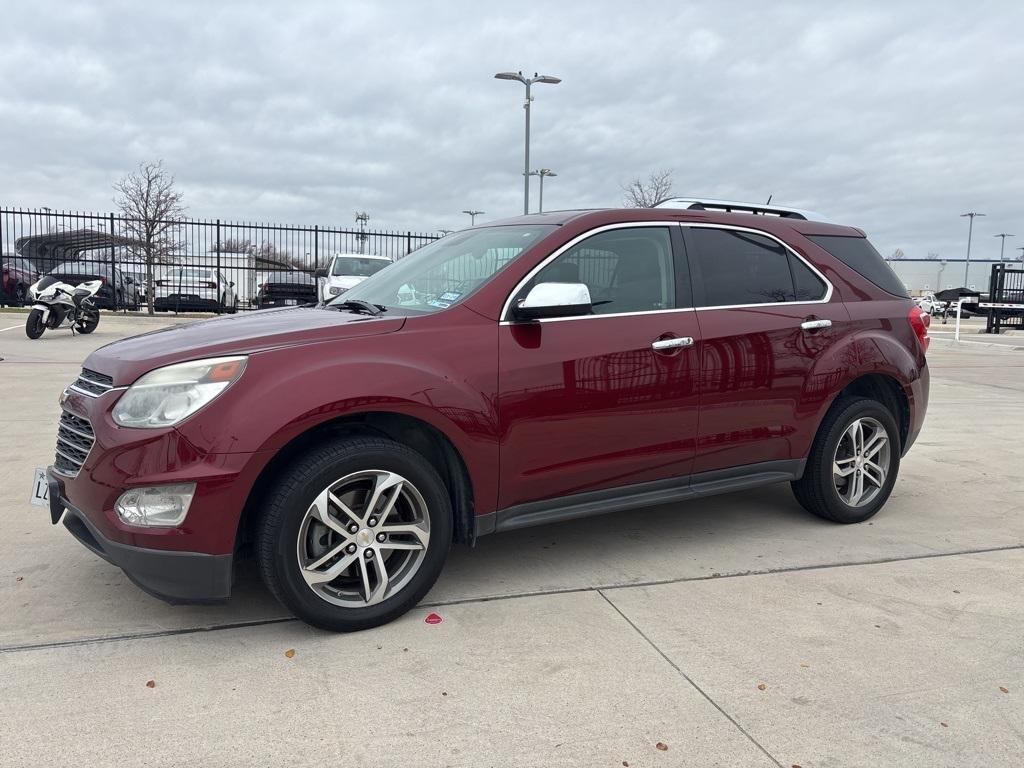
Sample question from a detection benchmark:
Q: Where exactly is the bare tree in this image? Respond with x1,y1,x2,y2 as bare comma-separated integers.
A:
926,252,940,261
114,160,186,314
621,170,675,208
888,248,905,261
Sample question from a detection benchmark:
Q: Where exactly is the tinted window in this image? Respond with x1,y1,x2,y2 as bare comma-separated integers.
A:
789,253,827,301
523,227,675,315
331,257,391,277
807,235,908,297
690,229,797,306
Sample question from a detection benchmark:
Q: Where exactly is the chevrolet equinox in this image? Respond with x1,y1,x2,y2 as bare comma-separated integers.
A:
44,202,930,631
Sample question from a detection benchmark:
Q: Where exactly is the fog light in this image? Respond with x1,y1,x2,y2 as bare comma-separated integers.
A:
115,484,196,527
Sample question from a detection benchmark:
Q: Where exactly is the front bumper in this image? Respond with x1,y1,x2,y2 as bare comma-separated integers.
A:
47,468,233,604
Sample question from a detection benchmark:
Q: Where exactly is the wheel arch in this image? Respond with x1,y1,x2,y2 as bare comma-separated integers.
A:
236,410,477,557
835,373,910,451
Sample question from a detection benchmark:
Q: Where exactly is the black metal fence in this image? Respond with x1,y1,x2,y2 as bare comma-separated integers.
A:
986,263,1024,333
0,207,440,311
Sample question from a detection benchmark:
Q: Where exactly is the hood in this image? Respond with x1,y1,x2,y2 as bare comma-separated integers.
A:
327,274,369,290
85,307,405,385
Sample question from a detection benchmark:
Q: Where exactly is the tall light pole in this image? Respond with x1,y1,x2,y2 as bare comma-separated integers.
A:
355,211,369,254
462,210,484,226
994,233,1015,263
1018,245,1024,263
527,168,557,213
494,71,561,215
960,211,985,285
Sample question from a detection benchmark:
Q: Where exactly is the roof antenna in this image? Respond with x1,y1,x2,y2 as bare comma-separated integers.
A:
765,194,773,204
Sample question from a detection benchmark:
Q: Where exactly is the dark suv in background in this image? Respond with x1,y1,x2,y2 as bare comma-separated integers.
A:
44,200,929,631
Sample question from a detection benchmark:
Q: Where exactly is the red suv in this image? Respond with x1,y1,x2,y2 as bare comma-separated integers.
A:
44,203,930,631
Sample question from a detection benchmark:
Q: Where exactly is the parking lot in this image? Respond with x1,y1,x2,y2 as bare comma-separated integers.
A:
1,312,1021,767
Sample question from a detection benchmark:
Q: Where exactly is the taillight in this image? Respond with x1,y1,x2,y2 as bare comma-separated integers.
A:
99,277,107,285
908,305,930,353
203,281,217,288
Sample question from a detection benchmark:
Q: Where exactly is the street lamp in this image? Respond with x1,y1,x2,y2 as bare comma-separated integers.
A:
527,169,557,213
993,233,1015,263
960,211,985,285
462,210,484,226
494,70,562,215
1018,245,1024,263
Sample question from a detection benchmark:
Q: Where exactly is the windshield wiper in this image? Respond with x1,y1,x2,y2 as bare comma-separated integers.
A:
327,299,387,316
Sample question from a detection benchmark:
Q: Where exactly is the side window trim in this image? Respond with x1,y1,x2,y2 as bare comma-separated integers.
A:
679,223,833,310
500,221,695,322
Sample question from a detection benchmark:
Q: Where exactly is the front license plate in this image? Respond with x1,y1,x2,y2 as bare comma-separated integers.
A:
29,467,49,507
284,299,298,306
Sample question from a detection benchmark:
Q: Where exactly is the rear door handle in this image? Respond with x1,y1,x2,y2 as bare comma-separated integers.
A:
800,319,832,331
651,336,694,351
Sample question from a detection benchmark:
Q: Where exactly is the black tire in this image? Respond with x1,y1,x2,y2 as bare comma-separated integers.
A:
25,308,45,339
75,307,100,334
791,396,901,523
256,435,452,632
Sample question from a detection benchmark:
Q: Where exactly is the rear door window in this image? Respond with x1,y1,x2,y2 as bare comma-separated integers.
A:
689,228,797,306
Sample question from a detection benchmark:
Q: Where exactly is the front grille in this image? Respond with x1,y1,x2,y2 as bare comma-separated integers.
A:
54,410,95,477
70,368,114,397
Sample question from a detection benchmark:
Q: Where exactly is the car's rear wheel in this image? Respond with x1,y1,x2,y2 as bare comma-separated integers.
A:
256,435,452,631
791,396,900,523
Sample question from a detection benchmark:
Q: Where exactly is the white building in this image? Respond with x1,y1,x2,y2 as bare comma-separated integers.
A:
887,259,1011,295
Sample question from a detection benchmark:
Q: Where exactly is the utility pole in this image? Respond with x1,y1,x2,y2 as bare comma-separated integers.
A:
355,212,369,254
494,71,562,215
960,211,985,285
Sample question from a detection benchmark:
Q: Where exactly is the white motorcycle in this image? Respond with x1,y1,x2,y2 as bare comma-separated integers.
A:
25,276,102,339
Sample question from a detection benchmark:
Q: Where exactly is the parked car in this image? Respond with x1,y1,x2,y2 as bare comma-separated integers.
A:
1,255,41,306
316,253,392,302
153,267,238,313
256,270,318,308
43,202,930,632
45,259,131,310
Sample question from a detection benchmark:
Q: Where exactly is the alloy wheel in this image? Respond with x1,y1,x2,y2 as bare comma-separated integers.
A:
296,470,431,608
832,416,890,507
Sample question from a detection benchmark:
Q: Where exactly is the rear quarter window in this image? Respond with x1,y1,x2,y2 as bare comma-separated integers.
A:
807,235,908,298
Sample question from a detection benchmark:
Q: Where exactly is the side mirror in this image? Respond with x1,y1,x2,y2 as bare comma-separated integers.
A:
512,282,592,321
314,268,328,279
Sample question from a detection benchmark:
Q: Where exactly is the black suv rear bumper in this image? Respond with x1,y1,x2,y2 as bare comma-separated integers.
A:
47,469,233,605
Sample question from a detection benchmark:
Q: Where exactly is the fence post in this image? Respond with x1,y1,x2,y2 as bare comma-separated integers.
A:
406,231,412,255
216,219,221,314
109,212,118,311
314,225,319,268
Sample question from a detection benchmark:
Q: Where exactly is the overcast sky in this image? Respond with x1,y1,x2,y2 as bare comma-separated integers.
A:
2,0,1022,258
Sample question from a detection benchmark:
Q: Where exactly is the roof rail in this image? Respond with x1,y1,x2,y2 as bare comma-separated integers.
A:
654,197,828,222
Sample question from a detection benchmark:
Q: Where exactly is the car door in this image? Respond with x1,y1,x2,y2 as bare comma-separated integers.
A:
682,224,849,475
496,224,701,510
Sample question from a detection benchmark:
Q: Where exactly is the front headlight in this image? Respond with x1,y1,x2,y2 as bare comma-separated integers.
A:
112,356,247,428
328,285,347,297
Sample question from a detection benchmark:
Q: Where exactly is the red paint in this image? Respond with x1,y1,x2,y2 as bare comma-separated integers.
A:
56,207,927,574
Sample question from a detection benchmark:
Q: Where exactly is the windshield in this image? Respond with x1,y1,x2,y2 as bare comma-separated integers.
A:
331,257,391,277
330,225,555,314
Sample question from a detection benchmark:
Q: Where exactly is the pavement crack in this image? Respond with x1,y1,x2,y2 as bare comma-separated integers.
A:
3,543,1021,655
597,589,784,768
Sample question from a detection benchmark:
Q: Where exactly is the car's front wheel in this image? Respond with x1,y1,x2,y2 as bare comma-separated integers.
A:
791,396,901,523
257,435,452,631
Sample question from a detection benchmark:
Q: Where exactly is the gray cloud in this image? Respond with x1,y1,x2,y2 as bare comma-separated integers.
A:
1,0,1022,258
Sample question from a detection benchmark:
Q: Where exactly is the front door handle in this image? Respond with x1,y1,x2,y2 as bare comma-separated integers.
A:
800,319,832,331
651,336,694,351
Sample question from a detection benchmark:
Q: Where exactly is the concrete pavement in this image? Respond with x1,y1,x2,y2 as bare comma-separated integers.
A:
1,313,1022,766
